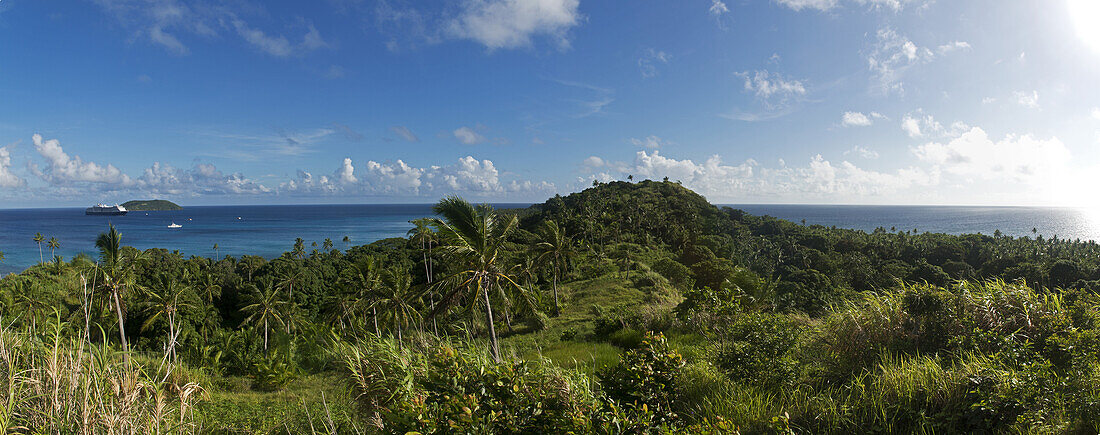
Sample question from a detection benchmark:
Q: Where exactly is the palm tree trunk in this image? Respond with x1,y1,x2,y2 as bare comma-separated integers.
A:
112,289,129,363
552,263,561,316
372,306,380,336
481,279,501,362
396,322,403,351
430,294,438,336
264,316,269,356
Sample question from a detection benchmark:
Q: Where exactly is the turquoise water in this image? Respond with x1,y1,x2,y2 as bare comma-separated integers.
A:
3,203,1099,274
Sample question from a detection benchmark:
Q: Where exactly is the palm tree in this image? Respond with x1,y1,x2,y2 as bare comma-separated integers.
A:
47,237,60,259
408,218,438,334
33,232,44,263
139,274,193,363
239,279,289,355
212,243,219,258
291,238,305,260
342,256,384,336
277,267,304,302
342,235,351,250
532,220,575,315
95,224,140,361
430,196,524,361
196,273,222,303
377,269,421,348
0,251,5,263
323,238,334,252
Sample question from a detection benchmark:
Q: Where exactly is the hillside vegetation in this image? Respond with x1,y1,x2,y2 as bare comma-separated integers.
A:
4,180,1100,433
122,199,183,211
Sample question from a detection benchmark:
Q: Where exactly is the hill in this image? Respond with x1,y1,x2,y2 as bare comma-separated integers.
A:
122,199,182,211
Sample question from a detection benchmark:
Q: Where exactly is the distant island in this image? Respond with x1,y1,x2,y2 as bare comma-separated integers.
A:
121,199,182,211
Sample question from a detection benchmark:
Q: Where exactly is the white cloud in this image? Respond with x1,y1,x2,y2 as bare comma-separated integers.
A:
282,155,553,197
589,150,934,201
1014,90,1040,109
137,162,270,195
936,41,971,54
231,19,327,57
582,156,605,169
709,0,730,16
1091,107,1100,120
982,97,997,104
900,110,967,138
391,126,419,142
93,1,328,57
447,0,582,50
866,28,935,95
0,146,24,188
912,127,1070,184
638,48,670,78
629,135,668,148
453,126,486,145
773,0,838,11
841,111,879,127
844,146,880,159
739,69,806,103
31,134,131,186
775,0,930,12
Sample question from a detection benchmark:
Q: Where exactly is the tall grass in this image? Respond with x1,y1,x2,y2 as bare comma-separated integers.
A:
0,316,203,434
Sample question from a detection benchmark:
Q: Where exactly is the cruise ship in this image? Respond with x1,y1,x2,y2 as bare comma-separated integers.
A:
85,204,128,216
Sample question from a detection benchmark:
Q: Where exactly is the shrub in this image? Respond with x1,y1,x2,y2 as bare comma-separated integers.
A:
599,332,685,428
652,258,695,290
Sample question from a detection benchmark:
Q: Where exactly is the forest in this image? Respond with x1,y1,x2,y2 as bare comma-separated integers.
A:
3,179,1100,433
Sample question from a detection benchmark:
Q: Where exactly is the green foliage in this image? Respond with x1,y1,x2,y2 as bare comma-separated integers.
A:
599,332,686,427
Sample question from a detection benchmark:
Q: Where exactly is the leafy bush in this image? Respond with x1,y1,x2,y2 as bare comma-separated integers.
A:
599,332,685,427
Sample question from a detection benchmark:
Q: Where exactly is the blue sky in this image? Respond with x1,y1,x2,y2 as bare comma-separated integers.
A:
2,0,1100,207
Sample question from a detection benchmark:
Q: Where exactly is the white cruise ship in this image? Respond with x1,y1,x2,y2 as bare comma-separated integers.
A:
85,204,128,216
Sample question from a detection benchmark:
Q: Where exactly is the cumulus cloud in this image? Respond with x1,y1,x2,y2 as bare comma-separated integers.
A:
589,150,934,201
391,126,419,142
775,0,929,11
866,28,966,95
30,134,131,186
841,111,884,127
709,0,730,16
281,155,553,197
1092,107,1100,120
1015,90,1040,109
773,0,838,11
447,0,582,50
900,110,968,138
844,146,880,159
638,48,670,78
0,146,25,188
137,162,270,195
912,127,1070,184
453,126,486,145
739,69,806,103
629,135,668,149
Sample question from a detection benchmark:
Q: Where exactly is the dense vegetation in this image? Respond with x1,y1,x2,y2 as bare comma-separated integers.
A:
4,179,1100,433
122,199,183,211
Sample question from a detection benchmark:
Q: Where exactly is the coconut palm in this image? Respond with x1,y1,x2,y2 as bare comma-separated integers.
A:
532,220,575,315
429,196,524,361
47,237,60,259
323,238,334,252
212,243,219,258
342,256,385,336
239,278,289,355
408,218,438,334
342,235,351,250
139,274,193,363
291,238,306,260
376,268,421,348
33,232,44,263
95,223,142,361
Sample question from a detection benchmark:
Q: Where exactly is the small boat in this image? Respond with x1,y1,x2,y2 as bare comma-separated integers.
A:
168,222,182,228
237,216,242,220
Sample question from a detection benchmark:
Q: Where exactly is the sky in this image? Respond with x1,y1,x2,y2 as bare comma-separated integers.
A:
2,0,1100,208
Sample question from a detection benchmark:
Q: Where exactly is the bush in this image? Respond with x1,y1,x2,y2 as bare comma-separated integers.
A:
652,258,695,290
599,332,685,428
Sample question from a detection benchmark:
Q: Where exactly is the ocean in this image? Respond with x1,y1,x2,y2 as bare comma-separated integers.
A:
2,203,1099,274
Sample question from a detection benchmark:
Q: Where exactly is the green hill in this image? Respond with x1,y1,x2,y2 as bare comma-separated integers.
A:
122,199,182,211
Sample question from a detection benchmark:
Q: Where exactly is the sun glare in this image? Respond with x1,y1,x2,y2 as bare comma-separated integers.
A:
1068,0,1100,51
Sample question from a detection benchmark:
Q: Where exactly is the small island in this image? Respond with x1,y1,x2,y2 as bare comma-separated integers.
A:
121,199,182,211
